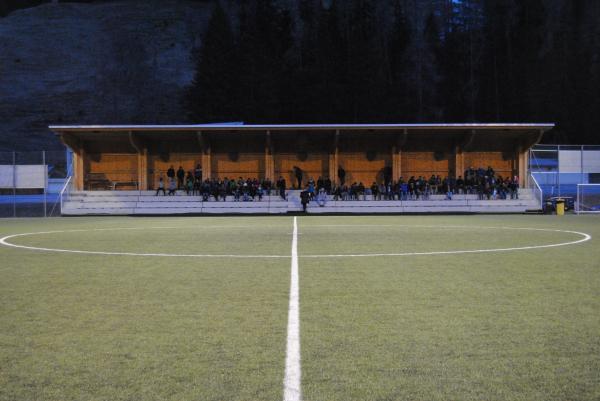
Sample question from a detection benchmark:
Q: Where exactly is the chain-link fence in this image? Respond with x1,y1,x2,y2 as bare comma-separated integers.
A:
530,145,600,199
0,150,70,218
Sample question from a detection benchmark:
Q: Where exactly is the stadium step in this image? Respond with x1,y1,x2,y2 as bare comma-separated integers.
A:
62,189,540,215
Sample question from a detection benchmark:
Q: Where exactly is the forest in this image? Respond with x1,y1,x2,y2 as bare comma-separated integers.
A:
187,0,600,144
2,0,599,144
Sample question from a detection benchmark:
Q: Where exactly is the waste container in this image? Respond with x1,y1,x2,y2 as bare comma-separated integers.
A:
556,198,565,216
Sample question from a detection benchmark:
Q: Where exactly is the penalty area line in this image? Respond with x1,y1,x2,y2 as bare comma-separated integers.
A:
283,216,301,401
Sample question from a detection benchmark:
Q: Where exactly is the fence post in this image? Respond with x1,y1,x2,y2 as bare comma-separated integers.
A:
43,150,47,217
12,151,16,217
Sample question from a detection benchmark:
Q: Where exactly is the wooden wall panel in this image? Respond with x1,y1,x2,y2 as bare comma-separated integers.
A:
275,153,329,188
148,153,201,189
463,152,514,178
401,152,450,179
211,153,265,179
86,153,137,186
338,152,390,185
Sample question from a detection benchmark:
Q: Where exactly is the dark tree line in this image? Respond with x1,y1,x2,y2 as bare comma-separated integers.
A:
186,0,600,144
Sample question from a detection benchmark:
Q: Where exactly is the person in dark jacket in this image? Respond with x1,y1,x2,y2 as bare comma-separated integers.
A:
167,165,175,180
277,176,286,200
176,166,185,189
300,190,310,213
293,166,303,189
338,165,346,186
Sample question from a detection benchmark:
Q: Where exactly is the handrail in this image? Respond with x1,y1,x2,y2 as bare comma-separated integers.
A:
529,173,543,210
59,176,72,215
48,176,72,217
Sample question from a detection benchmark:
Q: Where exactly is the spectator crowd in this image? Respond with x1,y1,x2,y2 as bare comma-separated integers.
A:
155,165,520,202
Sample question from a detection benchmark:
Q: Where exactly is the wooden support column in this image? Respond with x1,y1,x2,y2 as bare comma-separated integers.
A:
139,148,148,190
129,131,148,190
454,145,464,179
517,147,528,188
73,150,84,191
456,130,475,178
392,129,407,181
265,131,274,181
60,133,84,190
198,132,211,180
330,130,339,183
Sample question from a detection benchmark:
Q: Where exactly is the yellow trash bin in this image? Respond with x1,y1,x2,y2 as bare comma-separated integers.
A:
556,198,565,216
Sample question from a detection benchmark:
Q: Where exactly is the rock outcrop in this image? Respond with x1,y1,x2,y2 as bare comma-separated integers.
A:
0,1,213,150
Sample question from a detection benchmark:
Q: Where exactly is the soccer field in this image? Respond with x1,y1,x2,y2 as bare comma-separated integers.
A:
0,215,599,401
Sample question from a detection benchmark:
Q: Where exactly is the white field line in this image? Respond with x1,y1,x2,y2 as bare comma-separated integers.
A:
302,226,592,258
0,226,291,258
0,225,591,259
284,216,301,401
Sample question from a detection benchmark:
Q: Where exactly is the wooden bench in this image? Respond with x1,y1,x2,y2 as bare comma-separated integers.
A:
112,181,138,190
85,173,112,190
85,173,138,190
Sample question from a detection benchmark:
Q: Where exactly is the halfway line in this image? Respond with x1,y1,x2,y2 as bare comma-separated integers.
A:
283,216,301,401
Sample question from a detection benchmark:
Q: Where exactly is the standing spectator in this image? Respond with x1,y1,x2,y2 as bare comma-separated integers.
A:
337,165,346,186
300,190,310,212
176,166,185,189
194,164,202,182
293,166,303,189
277,176,286,200
185,172,194,195
167,165,175,181
511,176,519,199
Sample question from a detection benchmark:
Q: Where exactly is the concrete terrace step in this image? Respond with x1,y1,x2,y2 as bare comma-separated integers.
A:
62,190,540,215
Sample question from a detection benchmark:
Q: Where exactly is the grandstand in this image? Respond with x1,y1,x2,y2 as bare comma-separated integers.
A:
50,123,552,215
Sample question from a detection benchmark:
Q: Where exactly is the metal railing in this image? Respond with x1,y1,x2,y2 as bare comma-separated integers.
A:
529,173,543,210
58,176,72,215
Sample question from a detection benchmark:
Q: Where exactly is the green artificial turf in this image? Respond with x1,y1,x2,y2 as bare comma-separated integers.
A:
1,215,599,401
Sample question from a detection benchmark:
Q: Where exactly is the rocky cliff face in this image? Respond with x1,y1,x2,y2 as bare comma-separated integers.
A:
0,1,213,151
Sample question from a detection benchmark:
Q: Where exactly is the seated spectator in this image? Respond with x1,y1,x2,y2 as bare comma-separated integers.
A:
456,175,464,194
370,182,378,200
401,181,408,200
168,178,177,195
317,188,327,207
324,178,332,194
155,176,166,196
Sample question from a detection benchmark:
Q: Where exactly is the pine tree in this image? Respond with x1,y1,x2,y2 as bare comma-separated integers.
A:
387,0,411,121
346,0,386,121
236,0,294,122
185,1,238,122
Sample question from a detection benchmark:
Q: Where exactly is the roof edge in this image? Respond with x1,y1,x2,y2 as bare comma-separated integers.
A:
49,123,556,134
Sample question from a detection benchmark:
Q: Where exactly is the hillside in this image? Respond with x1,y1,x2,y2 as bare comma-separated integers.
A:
0,1,213,151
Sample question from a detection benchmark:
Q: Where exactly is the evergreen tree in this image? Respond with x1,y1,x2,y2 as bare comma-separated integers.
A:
387,0,411,121
185,2,238,122
346,0,386,121
236,0,294,122
508,0,546,120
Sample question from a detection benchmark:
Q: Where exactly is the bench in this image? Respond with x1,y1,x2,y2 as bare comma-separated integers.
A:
112,181,139,190
85,173,112,190
85,173,138,190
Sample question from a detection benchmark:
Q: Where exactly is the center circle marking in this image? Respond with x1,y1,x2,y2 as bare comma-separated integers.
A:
0,225,591,258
